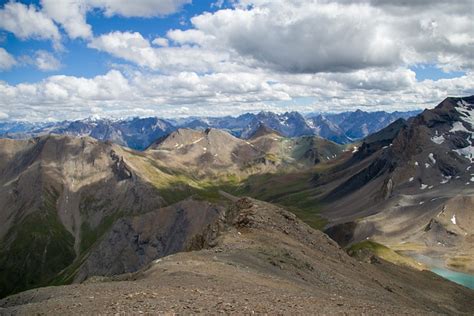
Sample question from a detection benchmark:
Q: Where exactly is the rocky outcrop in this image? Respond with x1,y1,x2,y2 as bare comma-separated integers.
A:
75,199,226,282
110,150,133,180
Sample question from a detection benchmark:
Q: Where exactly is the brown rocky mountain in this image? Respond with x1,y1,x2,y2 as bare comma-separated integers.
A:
0,135,165,297
246,122,282,139
0,129,342,298
318,96,474,274
146,127,343,175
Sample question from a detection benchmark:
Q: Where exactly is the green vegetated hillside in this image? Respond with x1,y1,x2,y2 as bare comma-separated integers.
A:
0,188,75,298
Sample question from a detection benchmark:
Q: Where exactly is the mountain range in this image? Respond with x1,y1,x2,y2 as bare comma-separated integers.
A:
0,97,473,313
0,109,419,150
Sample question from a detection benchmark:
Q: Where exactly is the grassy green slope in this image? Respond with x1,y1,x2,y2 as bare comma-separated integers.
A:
0,188,75,298
348,240,425,271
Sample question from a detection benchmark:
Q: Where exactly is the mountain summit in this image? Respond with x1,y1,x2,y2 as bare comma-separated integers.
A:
247,122,282,139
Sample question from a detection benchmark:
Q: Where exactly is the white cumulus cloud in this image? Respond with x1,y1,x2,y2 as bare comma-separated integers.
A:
0,68,473,122
39,0,191,40
179,0,474,73
0,2,60,42
0,48,17,71
34,50,61,71
88,0,192,17
152,37,169,47
41,0,92,40
88,31,229,73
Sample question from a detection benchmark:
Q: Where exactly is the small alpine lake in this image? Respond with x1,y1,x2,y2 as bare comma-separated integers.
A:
431,267,474,290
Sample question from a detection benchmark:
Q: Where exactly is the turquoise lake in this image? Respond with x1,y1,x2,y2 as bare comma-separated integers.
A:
431,268,474,290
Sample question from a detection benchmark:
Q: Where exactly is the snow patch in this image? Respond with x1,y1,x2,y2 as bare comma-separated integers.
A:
454,146,474,163
409,177,414,182
414,161,419,166
431,135,445,144
425,163,430,168
245,141,256,148
352,146,359,153
456,100,474,127
420,184,428,190
428,153,436,164
450,121,469,133
440,176,451,184
192,137,204,144
451,214,457,225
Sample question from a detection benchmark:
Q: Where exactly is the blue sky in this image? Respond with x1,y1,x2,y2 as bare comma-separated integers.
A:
410,64,465,82
0,0,472,121
0,0,224,84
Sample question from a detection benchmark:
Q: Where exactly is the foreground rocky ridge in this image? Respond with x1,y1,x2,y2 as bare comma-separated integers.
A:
1,198,473,315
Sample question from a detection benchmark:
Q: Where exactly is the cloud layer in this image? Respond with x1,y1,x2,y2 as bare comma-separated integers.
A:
1,68,472,121
0,0,472,121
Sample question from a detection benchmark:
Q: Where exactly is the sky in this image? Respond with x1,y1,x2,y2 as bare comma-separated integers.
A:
0,0,473,122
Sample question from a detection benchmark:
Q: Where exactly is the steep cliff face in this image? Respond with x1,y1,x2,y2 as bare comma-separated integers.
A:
75,199,226,282
319,96,474,273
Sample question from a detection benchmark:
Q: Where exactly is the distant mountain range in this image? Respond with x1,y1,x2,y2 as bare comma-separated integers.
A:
0,109,420,150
